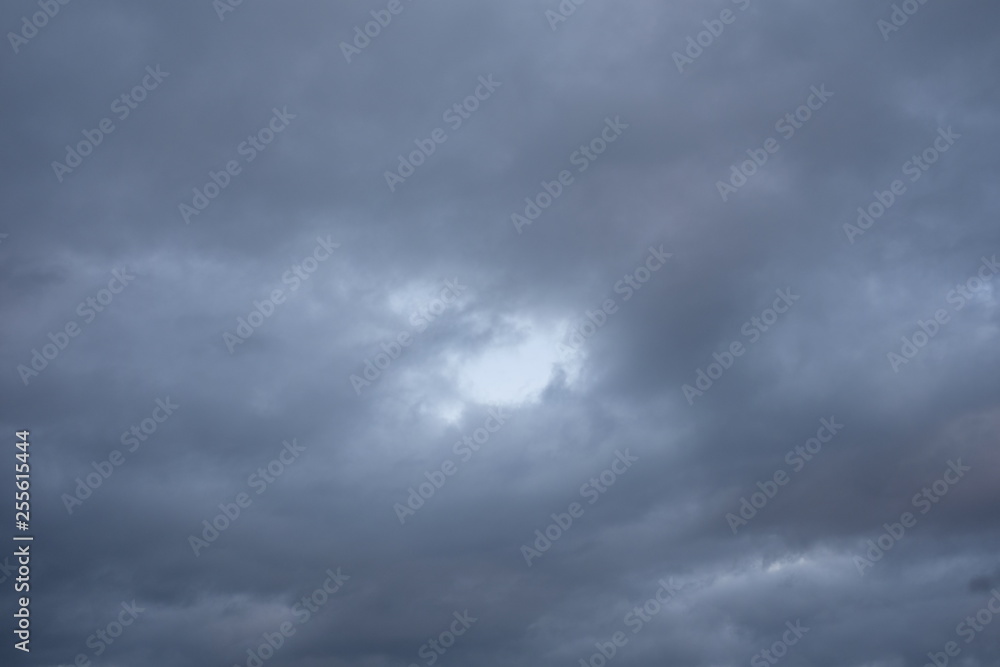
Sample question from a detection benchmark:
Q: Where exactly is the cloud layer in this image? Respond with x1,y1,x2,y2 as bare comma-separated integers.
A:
2,1,999,666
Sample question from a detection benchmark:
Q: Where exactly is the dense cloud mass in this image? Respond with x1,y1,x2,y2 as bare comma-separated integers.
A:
1,1,999,666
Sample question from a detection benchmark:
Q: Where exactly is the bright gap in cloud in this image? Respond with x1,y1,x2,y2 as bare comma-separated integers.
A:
448,317,581,407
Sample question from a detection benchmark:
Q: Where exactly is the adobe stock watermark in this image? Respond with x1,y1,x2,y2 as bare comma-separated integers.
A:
51,65,170,183
62,397,180,514
544,0,591,31
188,439,306,556
716,84,833,202
878,0,935,41
672,0,754,73
408,610,477,667
578,577,683,667
558,245,672,360
7,0,73,55
350,279,466,395
854,458,971,575
510,116,628,234
749,620,810,667
71,600,146,667
222,235,341,353
520,450,639,566
16,267,135,386
843,126,960,243
393,407,509,524
231,566,349,667
921,588,1000,667
726,417,845,534
340,0,418,63
213,0,247,22
886,255,998,372
384,75,502,192
179,106,296,224
682,288,800,405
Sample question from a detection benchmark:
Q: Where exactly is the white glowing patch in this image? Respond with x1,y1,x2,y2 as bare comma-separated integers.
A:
385,280,438,317
449,318,580,406
385,278,468,320
765,556,806,573
973,279,995,306
433,400,466,425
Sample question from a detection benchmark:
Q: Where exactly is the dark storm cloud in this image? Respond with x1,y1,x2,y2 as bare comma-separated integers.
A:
1,0,999,666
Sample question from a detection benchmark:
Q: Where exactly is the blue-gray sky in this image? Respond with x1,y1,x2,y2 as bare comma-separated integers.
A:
2,1,999,666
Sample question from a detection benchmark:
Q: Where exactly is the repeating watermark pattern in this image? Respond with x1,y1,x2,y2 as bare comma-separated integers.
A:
749,620,810,667
350,279,466,395
340,0,418,63
673,0,754,73
5,2,994,663
213,0,247,22
7,0,73,54
511,116,628,234
878,0,935,41
223,235,341,353
544,0,591,31
854,459,971,575
51,65,169,183
16,268,135,386
577,577,684,667
887,255,998,372
179,107,296,224
520,450,638,566
408,610,477,667
384,75,502,192
716,84,833,202
72,600,146,667
231,567,349,667
922,589,1000,667
844,127,960,243
393,407,508,524
726,417,844,534
62,397,180,514
682,288,800,404
558,245,672,359
188,439,306,556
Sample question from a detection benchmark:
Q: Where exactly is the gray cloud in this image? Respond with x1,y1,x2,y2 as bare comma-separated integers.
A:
2,1,1000,666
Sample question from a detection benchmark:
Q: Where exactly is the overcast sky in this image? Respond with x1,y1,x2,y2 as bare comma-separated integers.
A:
2,1,1000,666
